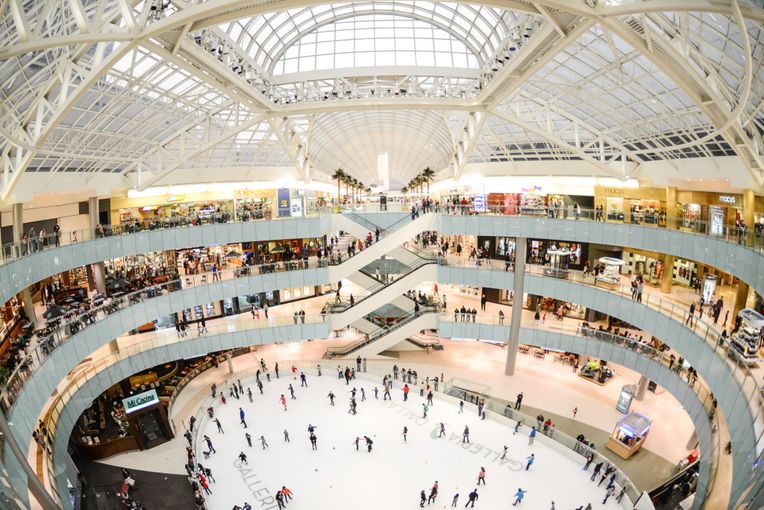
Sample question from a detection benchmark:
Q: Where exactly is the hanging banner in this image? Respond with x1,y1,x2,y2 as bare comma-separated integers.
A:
277,188,291,217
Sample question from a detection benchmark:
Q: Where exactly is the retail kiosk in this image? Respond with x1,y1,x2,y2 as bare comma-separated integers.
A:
728,308,764,367
595,257,624,289
607,412,652,459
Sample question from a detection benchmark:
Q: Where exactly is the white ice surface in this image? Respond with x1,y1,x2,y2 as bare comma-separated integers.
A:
195,371,631,510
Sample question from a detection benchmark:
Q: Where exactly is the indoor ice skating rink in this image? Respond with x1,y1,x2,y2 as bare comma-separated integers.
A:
194,370,631,510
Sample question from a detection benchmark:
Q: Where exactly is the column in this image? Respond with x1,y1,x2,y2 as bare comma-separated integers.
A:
12,204,37,323
505,237,527,376
88,196,107,294
227,351,234,373
733,189,756,319
665,186,677,229
660,254,674,294
634,375,649,401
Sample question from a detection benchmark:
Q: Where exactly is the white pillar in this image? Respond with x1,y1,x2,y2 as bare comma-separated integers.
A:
634,375,649,400
12,204,37,323
88,197,107,294
227,352,234,373
505,237,527,376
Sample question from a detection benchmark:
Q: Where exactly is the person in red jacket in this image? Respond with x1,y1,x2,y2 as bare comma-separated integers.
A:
403,384,410,401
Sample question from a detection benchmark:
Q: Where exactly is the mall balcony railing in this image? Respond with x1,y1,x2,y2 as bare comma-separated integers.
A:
6,238,758,444
39,316,722,509
2,202,764,272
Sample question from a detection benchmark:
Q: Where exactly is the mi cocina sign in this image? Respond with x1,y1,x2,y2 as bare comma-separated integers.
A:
122,389,159,414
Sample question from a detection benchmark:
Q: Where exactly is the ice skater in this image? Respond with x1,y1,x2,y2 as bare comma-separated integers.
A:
275,490,285,509
280,394,287,411
245,432,252,448
463,425,470,443
439,422,446,438
402,426,408,442
403,384,409,401
602,485,615,504
203,435,216,453
451,493,459,507
300,372,307,387
427,483,438,504
420,490,427,507
361,388,366,401
373,387,379,399
525,454,535,470
364,435,373,452
239,407,247,428
466,489,478,507
477,467,486,485
281,486,294,502
422,403,428,418
353,436,360,451
284,429,290,442
528,426,536,445
459,400,464,413
257,380,263,395
288,384,296,400
238,451,248,465
310,432,317,450
513,420,521,434
328,391,335,405
214,418,224,433
512,488,527,506
383,384,391,400
501,445,508,460
260,435,269,450
247,388,253,402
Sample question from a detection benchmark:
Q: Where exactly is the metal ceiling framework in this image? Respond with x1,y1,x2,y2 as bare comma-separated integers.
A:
1,0,763,201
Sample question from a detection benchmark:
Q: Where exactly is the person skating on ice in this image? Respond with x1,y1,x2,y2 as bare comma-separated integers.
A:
451,493,459,507
310,432,318,450
280,394,287,411
203,435,216,453
364,435,373,452
463,425,470,443
528,426,536,445
465,489,478,507
427,389,434,406
512,488,527,506
602,485,615,504
214,418,224,433
245,432,252,447
238,451,248,465
403,384,409,401
439,422,446,438
422,403,428,418
288,384,296,400
458,400,464,413
615,486,627,503
281,486,294,502
590,461,603,482
427,485,438,504
239,407,247,428
283,429,290,442
513,420,521,434
275,490,285,509
373,387,379,399
247,388,253,402
327,391,336,405
348,397,357,415
501,445,508,460
402,426,408,442
353,436,360,451
361,387,366,401
525,454,535,470
300,372,307,387
477,467,486,485
420,490,427,507
257,380,263,395
260,435,269,450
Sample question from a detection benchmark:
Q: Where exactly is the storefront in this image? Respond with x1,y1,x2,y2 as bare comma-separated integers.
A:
486,192,594,217
113,198,235,227
595,186,666,225
234,189,274,221
675,192,743,234
526,239,586,268
622,250,665,286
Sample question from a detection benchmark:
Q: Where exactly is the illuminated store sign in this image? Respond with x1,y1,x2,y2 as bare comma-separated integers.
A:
122,389,158,414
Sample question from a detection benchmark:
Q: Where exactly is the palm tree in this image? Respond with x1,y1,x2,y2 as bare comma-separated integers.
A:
331,168,345,202
421,167,435,195
401,186,408,194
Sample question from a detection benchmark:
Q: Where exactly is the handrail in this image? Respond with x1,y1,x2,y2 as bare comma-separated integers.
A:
41,326,719,508
0,214,422,411
7,242,760,454
4,201,764,271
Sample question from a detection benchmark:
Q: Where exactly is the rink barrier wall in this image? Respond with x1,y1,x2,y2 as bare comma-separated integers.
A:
45,325,710,510
3,211,764,307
